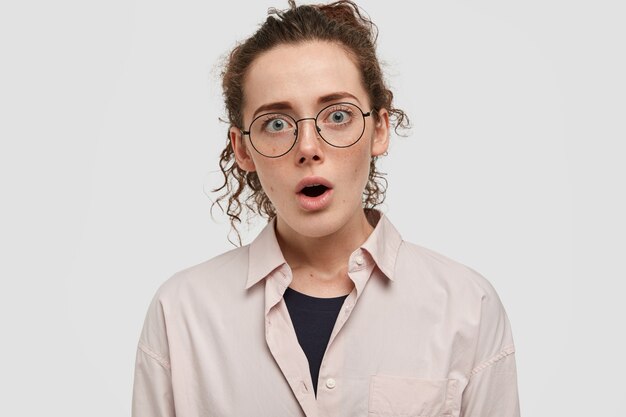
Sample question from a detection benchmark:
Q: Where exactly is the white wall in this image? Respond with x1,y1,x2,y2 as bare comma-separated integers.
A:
1,0,624,415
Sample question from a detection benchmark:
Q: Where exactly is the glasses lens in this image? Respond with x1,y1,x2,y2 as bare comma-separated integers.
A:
316,103,365,147
249,113,297,157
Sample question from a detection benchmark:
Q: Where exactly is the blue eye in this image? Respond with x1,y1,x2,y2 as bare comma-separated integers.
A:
268,119,286,131
330,111,348,123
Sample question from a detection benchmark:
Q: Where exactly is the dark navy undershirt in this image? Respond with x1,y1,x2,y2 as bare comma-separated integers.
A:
283,286,349,397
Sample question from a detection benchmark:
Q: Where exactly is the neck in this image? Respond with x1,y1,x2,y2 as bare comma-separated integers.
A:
275,209,374,275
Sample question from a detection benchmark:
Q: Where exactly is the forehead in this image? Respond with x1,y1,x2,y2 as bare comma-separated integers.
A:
242,41,367,116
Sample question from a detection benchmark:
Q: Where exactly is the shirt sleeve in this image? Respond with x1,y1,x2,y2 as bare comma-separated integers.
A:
132,344,176,417
131,286,176,417
460,276,521,417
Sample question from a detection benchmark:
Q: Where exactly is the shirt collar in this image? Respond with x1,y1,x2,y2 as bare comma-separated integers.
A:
245,216,286,290
244,209,403,289
360,209,403,281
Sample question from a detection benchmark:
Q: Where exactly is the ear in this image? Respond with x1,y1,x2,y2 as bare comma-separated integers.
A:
230,126,257,172
370,108,390,157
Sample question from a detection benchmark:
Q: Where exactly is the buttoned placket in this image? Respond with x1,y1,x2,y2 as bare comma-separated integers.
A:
314,250,375,417
264,264,317,417
263,250,375,417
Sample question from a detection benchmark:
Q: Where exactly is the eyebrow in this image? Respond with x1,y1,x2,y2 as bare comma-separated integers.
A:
251,91,362,119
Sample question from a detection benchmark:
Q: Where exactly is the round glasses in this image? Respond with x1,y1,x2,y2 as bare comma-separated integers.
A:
241,102,373,158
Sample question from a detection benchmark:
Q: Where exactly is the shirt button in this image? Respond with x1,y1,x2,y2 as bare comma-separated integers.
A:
325,378,336,389
355,255,364,266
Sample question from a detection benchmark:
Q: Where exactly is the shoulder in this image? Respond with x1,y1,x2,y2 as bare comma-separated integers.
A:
152,245,251,304
396,240,516,359
136,245,253,353
396,240,500,300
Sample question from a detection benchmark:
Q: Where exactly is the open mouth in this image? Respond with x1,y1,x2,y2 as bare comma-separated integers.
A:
300,184,329,198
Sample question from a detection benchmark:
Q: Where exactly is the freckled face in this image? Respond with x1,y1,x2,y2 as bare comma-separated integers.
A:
230,40,389,239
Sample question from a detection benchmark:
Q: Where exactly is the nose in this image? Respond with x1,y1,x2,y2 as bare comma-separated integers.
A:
294,118,323,164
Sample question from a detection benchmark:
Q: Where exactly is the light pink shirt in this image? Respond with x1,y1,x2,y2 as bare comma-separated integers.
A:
132,210,520,416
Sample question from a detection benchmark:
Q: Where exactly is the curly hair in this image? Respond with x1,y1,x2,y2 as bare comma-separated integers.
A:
212,0,409,245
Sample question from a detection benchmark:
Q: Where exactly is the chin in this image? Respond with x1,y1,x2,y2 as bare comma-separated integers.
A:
285,211,335,236
278,205,360,239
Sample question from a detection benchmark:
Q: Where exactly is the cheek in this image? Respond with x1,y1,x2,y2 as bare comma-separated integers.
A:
337,145,372,186
256,170,274,193
251,161,285,201
356,142,373,174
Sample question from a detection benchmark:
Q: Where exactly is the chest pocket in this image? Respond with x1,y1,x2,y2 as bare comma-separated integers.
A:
368,375,458,417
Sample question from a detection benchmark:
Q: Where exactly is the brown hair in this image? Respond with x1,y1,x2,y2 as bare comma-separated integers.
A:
212,0,409,245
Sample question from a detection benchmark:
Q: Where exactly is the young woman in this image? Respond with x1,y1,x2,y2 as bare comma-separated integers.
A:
132,1,520,416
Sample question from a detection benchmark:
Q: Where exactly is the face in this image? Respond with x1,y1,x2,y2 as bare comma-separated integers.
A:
230,40,390,239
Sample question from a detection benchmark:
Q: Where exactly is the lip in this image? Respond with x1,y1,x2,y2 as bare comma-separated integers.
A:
295,176,334,212
294,176,334,193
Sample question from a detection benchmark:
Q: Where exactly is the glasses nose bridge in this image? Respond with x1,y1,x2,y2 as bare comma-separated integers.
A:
293,116,320,140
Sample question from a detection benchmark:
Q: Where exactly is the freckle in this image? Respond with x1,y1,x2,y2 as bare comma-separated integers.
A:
270,186,274,191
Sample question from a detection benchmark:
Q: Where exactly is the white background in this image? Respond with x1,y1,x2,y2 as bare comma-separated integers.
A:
1,0,624,415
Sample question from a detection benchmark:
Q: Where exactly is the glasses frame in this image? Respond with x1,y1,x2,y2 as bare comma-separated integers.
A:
241,101,374,158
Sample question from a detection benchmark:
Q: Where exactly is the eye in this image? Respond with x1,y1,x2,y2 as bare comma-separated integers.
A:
328,110,349,124
261,115,292,133
267,118,285,132
320,104,355,126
